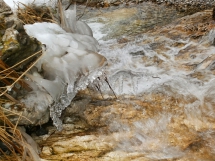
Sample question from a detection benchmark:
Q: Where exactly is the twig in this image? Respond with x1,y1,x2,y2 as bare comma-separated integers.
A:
2,108,33,124
95,83,104,99
152,76,161,79
2,93,19,103
65,1,73,10
13,112,23,136
104,77,117,99
78,0,90,20
0,50,42,74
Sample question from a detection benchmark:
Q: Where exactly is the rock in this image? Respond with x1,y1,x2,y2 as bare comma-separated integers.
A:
0,0,41,68
34,90,215,160
0,0,11,13
42,146,53,156
213,8,215,20
81,2,188,40
117,37,129,44
7,91,52,125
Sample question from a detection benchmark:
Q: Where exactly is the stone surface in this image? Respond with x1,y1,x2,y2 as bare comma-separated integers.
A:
0,0,11,13
34,92,215,160
143,10,215,81
75,0,215,12
0,0,41,68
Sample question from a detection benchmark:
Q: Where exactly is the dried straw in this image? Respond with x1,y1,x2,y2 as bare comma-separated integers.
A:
0,106,33,161
1,1,57,160
17,2,57,24
0,50,43,160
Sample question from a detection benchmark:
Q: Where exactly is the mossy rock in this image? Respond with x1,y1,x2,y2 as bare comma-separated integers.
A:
1,28,41,69
0,0,41,70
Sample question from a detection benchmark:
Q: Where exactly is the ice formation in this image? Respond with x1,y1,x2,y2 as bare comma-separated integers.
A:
4,0,107,130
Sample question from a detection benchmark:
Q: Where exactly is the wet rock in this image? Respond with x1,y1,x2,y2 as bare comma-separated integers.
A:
142,55,164,67
129,50,145,56
52,135,113,154
81,2,187,40
154,0,215,14
34,89,215,160
117,37,129,43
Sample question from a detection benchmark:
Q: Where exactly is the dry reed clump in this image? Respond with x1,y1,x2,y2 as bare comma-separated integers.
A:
0,108,32,161
17,2,57,24
0,2,58,160
0,50,42,161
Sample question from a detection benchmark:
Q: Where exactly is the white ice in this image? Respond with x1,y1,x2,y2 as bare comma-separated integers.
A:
4,0,107,130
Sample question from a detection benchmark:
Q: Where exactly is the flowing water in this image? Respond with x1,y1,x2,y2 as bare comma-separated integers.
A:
74,3,215,160
26,2,215,161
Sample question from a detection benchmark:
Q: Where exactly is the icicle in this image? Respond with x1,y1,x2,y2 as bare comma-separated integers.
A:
60,3,93,36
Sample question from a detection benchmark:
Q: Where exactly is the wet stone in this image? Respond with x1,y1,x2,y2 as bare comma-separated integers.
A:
129,50,145,56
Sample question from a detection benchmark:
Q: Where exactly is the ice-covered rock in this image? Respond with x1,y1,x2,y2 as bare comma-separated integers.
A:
2,0,107,130
22,5,106,129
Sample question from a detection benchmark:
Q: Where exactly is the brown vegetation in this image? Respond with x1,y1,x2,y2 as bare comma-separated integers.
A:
0,2,58,159
0,49,42,160
17,2,57,24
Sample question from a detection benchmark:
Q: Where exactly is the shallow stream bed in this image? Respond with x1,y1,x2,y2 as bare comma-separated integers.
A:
33,2,215,161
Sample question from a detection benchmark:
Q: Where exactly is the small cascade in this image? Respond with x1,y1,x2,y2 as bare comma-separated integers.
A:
83,8,215,159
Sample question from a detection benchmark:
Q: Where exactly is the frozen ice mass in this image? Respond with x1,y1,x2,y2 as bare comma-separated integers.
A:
3,0,107,130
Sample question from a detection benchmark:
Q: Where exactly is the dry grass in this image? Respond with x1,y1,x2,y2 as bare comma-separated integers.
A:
17,2,57,24
0,50,42,161
0,50,42,98
0,1,58,160
0,108,32,161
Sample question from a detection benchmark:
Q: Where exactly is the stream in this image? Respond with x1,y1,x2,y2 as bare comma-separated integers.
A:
20,2,215,161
